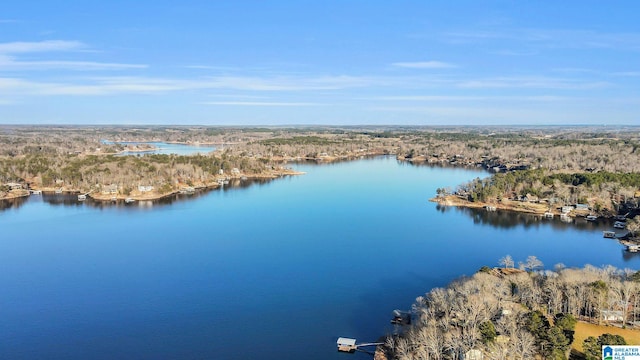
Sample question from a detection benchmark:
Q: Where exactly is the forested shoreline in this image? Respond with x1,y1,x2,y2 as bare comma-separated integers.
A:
381,261,640,360
1,125,639,209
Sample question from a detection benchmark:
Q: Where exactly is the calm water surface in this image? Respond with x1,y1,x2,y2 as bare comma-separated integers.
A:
102,141,216,156
1,157,637,359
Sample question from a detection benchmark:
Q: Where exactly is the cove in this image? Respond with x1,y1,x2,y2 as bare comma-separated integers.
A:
101,140,216,156
1,156,637,360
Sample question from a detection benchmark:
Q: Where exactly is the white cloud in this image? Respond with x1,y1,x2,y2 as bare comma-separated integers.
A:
0,40,84,54
444,28,640,51
0,40,147,71
392,61,457,69
201,75,373,91
200,101,319,107
0,74,375,97
457,76,609,90
612,71,640,77
0,56,147,71
373,95,567,102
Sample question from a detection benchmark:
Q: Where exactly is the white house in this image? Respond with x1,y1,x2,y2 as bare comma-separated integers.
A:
138,185,154,193
6,182,22,190
464,349,484,360
601,310,624,322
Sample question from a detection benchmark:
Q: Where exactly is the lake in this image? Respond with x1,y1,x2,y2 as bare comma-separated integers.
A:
1,156,637,359
101,141,216,156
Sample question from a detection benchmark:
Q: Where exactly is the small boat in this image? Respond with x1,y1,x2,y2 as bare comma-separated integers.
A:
77,194,86,201
615,214,628,221
30,190,42,195
391,310,412,325
586,215,598,221
54,188,63,194
614,221,626,229
544,212,554,219
125,198,135,203
603,231,616,238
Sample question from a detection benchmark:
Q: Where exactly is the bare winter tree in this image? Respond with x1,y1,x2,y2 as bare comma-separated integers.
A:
499,255,515,268
524,256,543,272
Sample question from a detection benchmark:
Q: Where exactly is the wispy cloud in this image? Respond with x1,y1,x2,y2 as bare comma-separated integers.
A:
206,94,269,99
0,74,375,96
457,76,609,90
612,71,640,77
444,28,640,51
183,65,239,70
392,61,457,69
0,56,147,71
200,101,319,107
0,40,84,54
199,75,374,91
372,95,568,102
0,40,147,71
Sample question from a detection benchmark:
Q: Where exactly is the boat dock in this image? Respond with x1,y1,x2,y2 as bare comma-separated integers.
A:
620,239,639,252
336,337,383,353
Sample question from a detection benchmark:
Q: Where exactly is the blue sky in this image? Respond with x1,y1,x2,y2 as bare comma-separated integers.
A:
0,1,639,125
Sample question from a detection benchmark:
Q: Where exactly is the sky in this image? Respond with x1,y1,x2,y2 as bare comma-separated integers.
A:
0,1,639,125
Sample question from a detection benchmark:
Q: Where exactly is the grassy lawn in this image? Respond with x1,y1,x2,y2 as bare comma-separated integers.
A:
572,321,640,355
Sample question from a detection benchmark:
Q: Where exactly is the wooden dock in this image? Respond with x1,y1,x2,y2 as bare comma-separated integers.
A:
337,337,384,353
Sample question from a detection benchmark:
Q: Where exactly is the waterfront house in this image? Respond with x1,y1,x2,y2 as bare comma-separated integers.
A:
6,182,22,190
561,206,573,214
575,204,589,211
138,185,154,193
231,168,240,175
102,184,118,195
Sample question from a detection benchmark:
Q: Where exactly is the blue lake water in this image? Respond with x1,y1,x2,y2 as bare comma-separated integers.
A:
1,156,637,359
102,141,216,156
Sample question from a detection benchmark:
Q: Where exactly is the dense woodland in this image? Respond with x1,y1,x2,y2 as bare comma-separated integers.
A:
384,261,640,360
1,126,639,206
450,169,640,216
